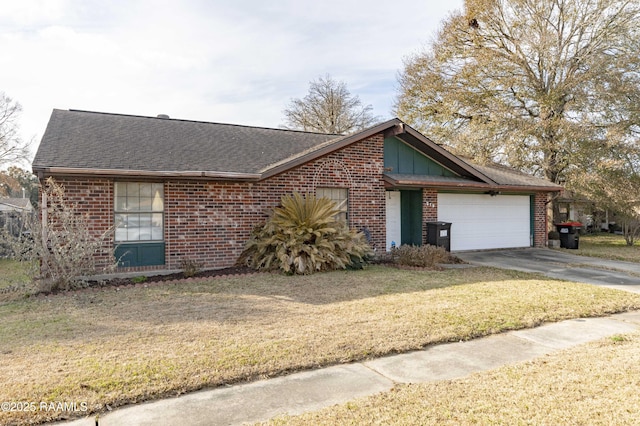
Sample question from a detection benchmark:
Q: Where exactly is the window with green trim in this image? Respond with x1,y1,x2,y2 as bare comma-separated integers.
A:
114,182,164,242
316,187,348,223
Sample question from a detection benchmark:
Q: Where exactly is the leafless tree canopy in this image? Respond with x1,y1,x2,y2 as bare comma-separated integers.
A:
395,0,640,220
283,75,380,134
0,93,30,167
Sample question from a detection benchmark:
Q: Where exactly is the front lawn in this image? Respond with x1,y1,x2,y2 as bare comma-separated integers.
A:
2,266,640,424
0,258,30,291
270,331,640,425
577,233,640,263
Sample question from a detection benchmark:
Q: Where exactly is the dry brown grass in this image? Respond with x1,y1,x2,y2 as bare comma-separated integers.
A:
269,331,640,425
1,266,640,424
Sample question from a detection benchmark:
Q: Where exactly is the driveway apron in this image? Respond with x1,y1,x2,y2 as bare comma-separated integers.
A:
457,248,640,293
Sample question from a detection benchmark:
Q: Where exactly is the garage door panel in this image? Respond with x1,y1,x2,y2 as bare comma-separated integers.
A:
437,193,531,251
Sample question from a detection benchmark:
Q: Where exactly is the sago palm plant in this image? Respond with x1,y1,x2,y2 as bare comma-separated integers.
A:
238,192,372,274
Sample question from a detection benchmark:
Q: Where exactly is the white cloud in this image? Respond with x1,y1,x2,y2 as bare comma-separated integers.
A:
0,0,71,27
0,0,463,162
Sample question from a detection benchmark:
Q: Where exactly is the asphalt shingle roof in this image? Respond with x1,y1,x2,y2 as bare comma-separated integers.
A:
33,110,340,174
467,162,562,189
33,110,561,192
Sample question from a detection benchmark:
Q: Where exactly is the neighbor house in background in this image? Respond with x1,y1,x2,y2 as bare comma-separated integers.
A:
32,110,562,272
0,197,34,237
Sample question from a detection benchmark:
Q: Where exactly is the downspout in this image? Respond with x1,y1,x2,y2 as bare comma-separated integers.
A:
41,186,47,248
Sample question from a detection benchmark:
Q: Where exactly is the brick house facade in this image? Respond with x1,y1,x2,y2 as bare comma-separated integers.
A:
33,110,562,273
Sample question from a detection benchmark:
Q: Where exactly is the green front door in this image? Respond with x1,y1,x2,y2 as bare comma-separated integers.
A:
401,190,423,246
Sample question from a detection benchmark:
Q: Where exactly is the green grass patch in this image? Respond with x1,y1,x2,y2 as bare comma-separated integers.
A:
1,266,639,424
577,233,640,262
0,258,30,290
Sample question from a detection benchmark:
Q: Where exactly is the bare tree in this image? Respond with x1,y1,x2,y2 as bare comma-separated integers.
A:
0,93,30,167
283,74,380,134
395,0,640,221
573,143,640,245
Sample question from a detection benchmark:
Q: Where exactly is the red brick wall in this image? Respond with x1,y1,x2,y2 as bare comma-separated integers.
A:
534,191,549,247
164,133,386,269
421,189,438,245
40,177,115,267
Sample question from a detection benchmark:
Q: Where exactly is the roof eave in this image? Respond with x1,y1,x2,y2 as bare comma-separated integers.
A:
494,184,563,193
383,175,563,193
32,167,261,181
383,175,491,189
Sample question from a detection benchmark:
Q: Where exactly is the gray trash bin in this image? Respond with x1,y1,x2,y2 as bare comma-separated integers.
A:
426,222,451,251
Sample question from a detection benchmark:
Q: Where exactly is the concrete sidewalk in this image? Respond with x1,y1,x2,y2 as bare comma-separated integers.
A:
59,311,640,426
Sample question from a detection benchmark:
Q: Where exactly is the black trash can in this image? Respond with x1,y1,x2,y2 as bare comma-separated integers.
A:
555,222,582,249
426,221,451,251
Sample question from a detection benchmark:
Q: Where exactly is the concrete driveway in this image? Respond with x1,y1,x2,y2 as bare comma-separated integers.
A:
457,248,640,294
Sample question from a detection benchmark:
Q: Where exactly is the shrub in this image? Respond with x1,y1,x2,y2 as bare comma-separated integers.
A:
8,177,117,293
391,244,456,268
238,192,372,274
548,231,560,240
180,257,203,278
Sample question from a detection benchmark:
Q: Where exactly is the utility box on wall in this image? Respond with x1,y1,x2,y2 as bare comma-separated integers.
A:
426,221,451,251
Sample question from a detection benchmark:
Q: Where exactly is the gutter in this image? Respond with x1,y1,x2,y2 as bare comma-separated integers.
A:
32,167,261,181
383,175,563,193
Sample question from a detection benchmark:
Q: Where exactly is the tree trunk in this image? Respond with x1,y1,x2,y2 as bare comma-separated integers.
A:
543,155,562,226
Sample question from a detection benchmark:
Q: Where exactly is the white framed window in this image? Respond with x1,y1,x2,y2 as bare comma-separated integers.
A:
316,187,348,223
114,182,164,242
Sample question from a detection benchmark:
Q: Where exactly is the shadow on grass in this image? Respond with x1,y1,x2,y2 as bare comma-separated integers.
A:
30,266,559,323
0,265,609,349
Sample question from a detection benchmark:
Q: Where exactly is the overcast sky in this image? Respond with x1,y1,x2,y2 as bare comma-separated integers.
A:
1,0,464,164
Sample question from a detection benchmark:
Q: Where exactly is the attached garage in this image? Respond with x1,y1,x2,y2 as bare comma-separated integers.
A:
383,131,561,253
437,193,532,251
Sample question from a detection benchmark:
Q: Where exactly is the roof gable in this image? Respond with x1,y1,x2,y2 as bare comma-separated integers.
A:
380,123,562,192
384,136,457,177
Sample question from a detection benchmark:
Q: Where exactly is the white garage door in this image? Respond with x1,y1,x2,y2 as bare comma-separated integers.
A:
437,193,531,251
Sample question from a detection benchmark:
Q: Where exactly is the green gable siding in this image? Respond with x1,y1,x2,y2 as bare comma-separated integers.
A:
384,137,456,177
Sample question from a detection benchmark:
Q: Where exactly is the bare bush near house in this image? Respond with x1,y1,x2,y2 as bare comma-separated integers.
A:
391,244,459,268
10,177,117,292
180,257,203,278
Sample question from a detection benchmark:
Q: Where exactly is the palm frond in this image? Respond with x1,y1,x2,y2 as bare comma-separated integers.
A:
237,192,373,274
